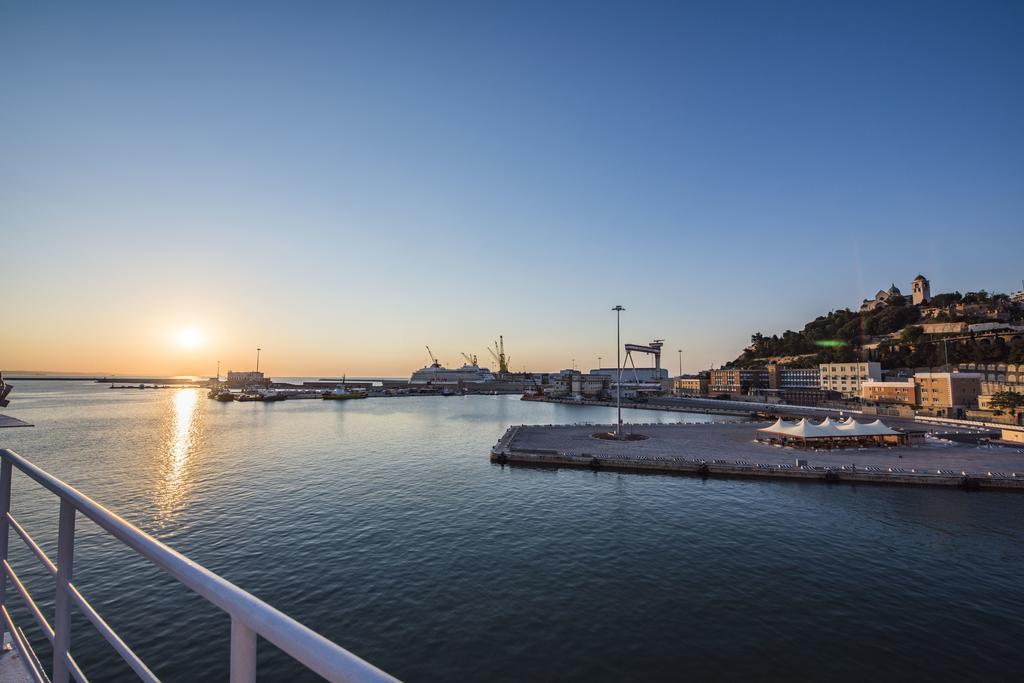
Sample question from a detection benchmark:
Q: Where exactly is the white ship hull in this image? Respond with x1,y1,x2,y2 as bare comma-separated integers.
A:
410,364,496,384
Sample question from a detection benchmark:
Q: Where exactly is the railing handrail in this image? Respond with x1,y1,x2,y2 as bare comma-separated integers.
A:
0,447,397,682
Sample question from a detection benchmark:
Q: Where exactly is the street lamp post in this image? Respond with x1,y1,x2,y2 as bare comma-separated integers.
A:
612,305,625,438
256,347,261,374
678,349,682,377
598,356,602,369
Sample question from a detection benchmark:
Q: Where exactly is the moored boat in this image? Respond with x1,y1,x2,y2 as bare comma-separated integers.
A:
322,378,368,400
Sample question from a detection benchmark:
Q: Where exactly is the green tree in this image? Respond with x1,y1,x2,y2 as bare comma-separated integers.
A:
901,325,924,343
989,391,1024,416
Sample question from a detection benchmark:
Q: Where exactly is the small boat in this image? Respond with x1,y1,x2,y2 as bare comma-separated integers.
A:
212,390,235,402
239,388,285,402
257,389,286,402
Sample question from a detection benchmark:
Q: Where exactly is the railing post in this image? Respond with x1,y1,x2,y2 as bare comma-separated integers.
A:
230,617,257,683
53,498,76,683
0,458,11,609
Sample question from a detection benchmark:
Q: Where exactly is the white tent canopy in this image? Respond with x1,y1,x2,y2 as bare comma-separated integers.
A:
758,417,900,439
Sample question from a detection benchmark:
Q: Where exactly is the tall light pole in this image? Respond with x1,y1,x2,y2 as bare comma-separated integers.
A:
598,356,602,369
612,305,625,437
677,349,682,377
256,347,261,373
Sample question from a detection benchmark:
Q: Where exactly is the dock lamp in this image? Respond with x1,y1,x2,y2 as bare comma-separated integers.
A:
612,305,625,438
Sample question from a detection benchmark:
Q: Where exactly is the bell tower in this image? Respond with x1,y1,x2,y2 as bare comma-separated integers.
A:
912,274,930,305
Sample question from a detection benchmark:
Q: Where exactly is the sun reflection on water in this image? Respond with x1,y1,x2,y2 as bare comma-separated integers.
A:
156,388,202,521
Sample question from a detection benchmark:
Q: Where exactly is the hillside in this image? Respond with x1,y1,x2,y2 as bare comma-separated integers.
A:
728,291,1024,369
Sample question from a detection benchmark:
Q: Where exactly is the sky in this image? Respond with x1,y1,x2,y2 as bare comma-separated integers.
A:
2,1,1022,377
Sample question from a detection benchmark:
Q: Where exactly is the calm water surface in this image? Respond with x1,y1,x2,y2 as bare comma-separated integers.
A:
2,381,1023,681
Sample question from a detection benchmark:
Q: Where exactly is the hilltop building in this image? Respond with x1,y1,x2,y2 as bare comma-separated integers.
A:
860,284,903,312
859,274,931,312
911,274,931,305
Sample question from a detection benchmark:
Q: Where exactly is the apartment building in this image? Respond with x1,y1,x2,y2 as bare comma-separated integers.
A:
710,365,820,396
674,375,709,396
861,378,918,405
914,372,983,417
818,362,882,398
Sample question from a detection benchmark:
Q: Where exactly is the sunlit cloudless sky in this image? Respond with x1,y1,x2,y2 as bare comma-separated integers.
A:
2,1,1022,376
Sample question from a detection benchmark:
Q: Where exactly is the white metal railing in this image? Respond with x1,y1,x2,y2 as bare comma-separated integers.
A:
0,448,398,683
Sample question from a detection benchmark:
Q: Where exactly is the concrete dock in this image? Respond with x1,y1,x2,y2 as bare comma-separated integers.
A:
491,421,1024,491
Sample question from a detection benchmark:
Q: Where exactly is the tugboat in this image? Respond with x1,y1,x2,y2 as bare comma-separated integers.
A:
322,376,368,400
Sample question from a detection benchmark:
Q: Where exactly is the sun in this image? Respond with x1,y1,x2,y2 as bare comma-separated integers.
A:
176,328,204,349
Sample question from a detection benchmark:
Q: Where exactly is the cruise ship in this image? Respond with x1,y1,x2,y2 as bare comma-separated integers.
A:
410,356,497,384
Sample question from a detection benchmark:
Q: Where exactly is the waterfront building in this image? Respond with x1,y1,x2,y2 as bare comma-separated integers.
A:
768,364,820,389
818,362,882,398
571,373,611,398
710,365,820,397
748,387,839,406
590,367,668,383
226,370,267,388
861,378,918,405
913,372,983,417
674,374,709,396
546,369,578,397
709,368,761,395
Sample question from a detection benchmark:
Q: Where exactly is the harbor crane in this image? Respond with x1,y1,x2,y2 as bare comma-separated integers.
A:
461,353,479,366
425,345,440,367
488,336,510,374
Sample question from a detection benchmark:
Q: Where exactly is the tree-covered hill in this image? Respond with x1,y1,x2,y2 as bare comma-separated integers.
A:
728,291,1024,368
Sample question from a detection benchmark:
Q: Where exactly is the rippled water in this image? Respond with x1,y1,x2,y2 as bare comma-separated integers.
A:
2,381,1023,681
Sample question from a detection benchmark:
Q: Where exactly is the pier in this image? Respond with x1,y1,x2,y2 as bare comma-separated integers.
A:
491,422,1024,491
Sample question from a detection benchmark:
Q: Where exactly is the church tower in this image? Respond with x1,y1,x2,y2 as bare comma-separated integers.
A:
912,274,930,305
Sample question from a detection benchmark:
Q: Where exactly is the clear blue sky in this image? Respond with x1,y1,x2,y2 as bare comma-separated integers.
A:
2,1,1022,376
